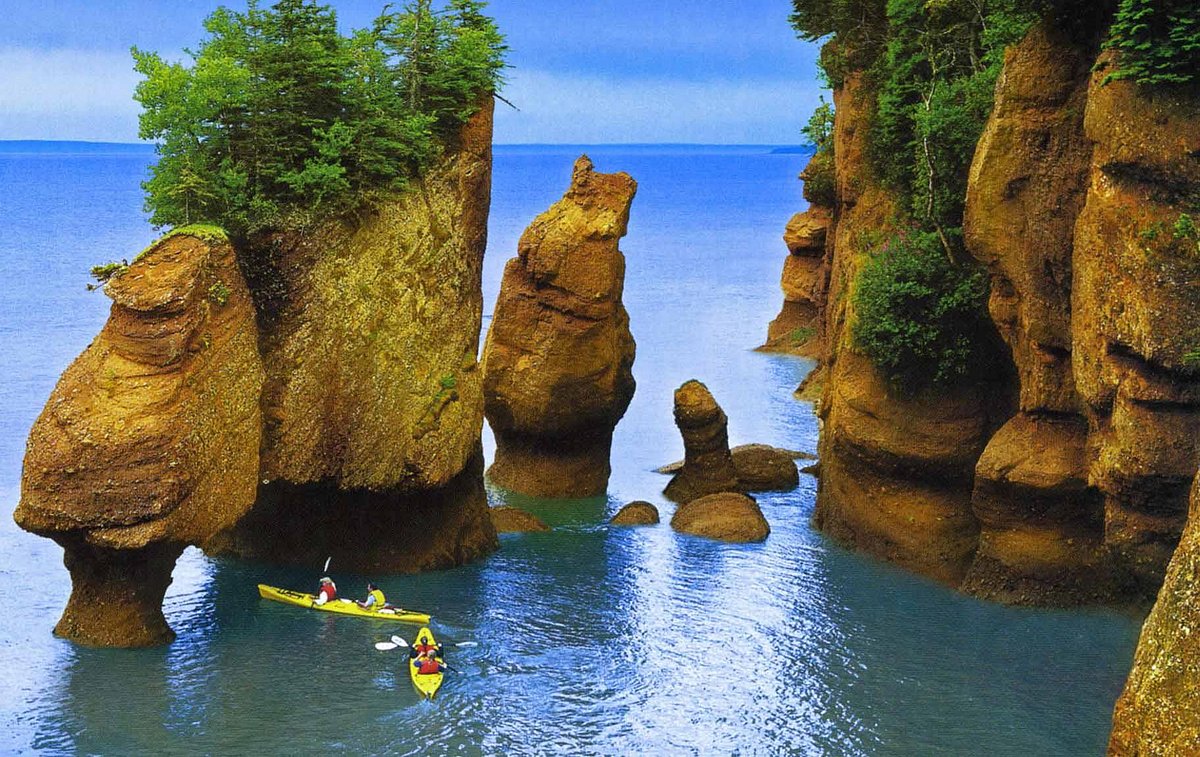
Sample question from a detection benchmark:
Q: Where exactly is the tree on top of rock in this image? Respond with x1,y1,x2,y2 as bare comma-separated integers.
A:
134,0,506,234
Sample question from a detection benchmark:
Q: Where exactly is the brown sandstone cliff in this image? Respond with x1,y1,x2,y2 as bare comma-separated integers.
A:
812,72,1010,585
481,155,637,498
209,99,499,570
15,231,264,646
16,101,500,646
761,205,831,357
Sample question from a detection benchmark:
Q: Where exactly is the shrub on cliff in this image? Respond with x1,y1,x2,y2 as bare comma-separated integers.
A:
133,0,506,234
851,231,990,391
801,97,837,207
1106,0,1200,89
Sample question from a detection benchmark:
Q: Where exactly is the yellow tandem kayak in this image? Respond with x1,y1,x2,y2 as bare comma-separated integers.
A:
409,626,445,700
257,584,431,624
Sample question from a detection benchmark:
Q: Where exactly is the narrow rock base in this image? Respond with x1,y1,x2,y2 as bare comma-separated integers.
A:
487,431,614,498
55,539,184,647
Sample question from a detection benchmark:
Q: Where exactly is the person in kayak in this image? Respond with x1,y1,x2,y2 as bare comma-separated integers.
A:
314,576,338,606
410,633,443,659
413,651,445,676
357,583,386,611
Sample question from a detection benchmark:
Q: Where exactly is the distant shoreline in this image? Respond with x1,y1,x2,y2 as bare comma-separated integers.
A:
0,140,816,155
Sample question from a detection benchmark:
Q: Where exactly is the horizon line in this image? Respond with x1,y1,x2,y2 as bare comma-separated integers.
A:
0,138,814,148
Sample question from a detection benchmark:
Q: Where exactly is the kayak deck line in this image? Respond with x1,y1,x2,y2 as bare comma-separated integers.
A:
257,584,431,624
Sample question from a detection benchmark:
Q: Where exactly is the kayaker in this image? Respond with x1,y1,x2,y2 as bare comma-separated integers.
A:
410,633,442,659
314,576,338,605
357,583,386,611
413,651,445,676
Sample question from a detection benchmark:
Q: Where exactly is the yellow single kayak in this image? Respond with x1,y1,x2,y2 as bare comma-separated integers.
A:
257,585,430,624
409,626,445,700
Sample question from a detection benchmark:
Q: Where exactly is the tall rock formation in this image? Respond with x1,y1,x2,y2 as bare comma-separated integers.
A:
481,155,637,498
210,99,499,571
960,21,1110,604
811,72,1010,585
15,231,265,646
15,101,500,646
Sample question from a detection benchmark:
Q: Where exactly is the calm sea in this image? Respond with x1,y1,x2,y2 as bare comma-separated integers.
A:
0,143,1140,755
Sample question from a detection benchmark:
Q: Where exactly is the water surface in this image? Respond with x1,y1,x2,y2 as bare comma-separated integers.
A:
0,144,1140,755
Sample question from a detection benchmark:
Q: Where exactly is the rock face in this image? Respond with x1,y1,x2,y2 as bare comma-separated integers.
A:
490,506,551,533
15,231,265,645
663,381,742,504
16,101,500,646
812,71,1009,586
670,493,770,543
208,100,499,572
960,22,1109,605
481,155,637,498
1072,58,1200,597
610,501,660,526
761,206,831,357
1111,477,1200,755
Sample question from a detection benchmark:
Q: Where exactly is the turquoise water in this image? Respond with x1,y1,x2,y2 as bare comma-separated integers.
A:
0,145,1141,755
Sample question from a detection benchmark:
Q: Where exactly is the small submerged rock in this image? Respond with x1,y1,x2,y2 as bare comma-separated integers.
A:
670,492,770,543
610,501,659,526
489,506,550,533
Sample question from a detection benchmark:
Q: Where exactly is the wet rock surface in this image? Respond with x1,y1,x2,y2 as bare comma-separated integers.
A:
610,501,660,526
482,155,637,498
670,492,770,543
490,506,551,534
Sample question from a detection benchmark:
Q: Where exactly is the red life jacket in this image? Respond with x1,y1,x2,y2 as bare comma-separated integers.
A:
319,582,337,601
415,642,437,655
417,657,441,675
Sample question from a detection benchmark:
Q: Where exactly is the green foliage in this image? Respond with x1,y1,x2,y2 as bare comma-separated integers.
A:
1105,0,1200,89
789,326,817,345
1184,345,1200,368
134,0,506,235
851,230,990,390
439,373,457,390
208,280,232,307
790,0,888,86
800,96,838,207
869,0,1038,234
89,261,130,287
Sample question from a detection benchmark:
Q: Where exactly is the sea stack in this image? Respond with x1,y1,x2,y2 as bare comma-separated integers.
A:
482,155,638,498
15,231,265,646
663,380,742,504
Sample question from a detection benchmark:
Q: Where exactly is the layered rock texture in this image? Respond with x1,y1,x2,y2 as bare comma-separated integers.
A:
15,231,264,645
760,206,831,357
16,101,500,646
810,19,1200,608
482,156,637,498
663,381,743,503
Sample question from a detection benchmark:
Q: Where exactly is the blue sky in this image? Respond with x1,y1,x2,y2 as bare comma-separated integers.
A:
0,1,824,144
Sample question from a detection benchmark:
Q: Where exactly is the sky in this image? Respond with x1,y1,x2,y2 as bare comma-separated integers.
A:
0,0,825,144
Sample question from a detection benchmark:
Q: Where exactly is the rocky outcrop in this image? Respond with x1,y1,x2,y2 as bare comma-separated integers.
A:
1073,58,1200,597
490,506,551,533
610,501,659,526
960,21,1108,605
15,231,265,645
663,381,742,503
670,492,770,543
208,100,499,572
812,71,1010,586
1110,476,1200,755
16,101,501,646
481,155,637,498
761,206,831,357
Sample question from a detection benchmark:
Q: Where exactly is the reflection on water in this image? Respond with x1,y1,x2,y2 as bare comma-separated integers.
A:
0,146,1141,755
